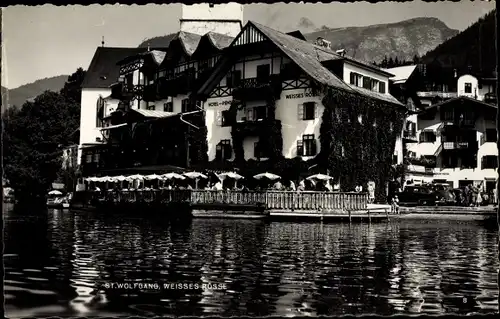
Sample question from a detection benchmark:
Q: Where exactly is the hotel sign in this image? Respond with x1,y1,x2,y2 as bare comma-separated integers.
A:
285,89,320,99
207,100,232,107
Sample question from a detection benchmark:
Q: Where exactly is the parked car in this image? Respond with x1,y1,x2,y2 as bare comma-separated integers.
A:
431,183,456,205
397,185,440,206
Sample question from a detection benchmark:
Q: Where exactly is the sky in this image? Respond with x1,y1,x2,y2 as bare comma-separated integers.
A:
1,1,496,89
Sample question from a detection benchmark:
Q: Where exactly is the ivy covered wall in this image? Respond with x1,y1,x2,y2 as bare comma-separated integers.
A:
319,87,406,200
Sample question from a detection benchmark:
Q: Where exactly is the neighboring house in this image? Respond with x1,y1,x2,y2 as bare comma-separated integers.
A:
405,75,497,190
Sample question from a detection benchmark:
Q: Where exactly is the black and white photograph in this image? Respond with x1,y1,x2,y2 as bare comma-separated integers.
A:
1,0,499,317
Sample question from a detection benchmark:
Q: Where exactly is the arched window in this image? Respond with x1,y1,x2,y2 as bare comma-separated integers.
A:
96,96,105,128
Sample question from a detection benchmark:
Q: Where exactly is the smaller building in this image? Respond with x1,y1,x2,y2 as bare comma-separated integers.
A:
406,79,497,191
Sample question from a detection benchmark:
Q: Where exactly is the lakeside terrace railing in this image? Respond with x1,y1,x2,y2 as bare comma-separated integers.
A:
82,189,368,211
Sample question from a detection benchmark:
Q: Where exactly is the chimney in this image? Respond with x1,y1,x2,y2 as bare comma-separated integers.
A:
147,43,151,52
315,37,331,49
101,36,105,47
336,49,346,57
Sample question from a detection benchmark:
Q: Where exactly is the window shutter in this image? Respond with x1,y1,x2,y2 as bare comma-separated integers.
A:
481,156,485,170
297,140,304,156
216,110,223,126
349,72,356,85
419,133,424,143
298,103,304,120
314,103,319,119
311,138,317,156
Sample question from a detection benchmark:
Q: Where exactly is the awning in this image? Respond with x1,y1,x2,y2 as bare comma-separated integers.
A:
131,109,177,118
100,123,128,131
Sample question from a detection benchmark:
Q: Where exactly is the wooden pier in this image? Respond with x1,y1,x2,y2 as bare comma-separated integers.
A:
72,189,381,220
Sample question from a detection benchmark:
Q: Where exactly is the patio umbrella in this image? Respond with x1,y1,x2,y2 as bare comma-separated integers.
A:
162,173,186,180
218,172,245,180
48,190,63,196
218,172,245,188
183,172,208,179
306,174,333,181
144,174,161,180
253,172,281,180
183,172,208,189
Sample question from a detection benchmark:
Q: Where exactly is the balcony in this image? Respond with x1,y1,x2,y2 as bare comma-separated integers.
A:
484,92,497,104
143,83,159,102
232,119,281,136
232,75,282,101
157,70,197,98
403,130,417,142
417,91,457,99
442,140,478,151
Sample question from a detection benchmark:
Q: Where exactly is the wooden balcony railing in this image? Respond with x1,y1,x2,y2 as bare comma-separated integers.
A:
232,75,282,101
80,189,368,212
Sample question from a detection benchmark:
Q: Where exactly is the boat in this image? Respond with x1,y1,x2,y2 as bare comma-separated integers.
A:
46,190,71,209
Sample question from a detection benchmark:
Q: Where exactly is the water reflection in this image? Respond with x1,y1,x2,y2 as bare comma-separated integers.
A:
4,208,499,317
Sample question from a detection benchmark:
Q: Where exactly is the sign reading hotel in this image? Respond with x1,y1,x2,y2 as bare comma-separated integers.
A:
285,89,320,99
207,100,232,107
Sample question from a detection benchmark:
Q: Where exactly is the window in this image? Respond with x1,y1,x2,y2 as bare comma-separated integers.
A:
254,141,268,158
181,99,191,113
146,103,156,111
349,72,356,85
256,64,270,83
96,97,104,128
379,82,386,94
464,82,472,93
226,70,242,88
371,79,379,92
125,73,133,87
298,134,317,156
216,140,232,160
93,153,100,163
482,156,498,169
85,154,92,163
299,102,316,120
350,72,361,86
221,110,231,126
485,129,497,142
362,76,371,89
392,155,398,164
419,131,436,143
164,102,173,112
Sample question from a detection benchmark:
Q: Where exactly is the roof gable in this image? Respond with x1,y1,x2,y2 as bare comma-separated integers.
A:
197,21,403,107
81,47,146,89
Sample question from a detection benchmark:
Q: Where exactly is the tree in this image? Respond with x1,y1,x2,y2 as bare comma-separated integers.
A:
2,69,85,204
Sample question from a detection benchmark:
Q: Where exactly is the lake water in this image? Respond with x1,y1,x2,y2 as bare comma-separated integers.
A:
4,206,499,317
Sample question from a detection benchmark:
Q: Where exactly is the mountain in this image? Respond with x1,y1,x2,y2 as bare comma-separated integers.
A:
421,10,496,77
1,75,69,110
304,17,458,64
138,17,458,65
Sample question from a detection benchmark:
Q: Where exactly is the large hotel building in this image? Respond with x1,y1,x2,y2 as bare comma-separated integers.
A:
77,3,497,190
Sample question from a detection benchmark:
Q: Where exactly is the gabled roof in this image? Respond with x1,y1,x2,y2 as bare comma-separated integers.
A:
250,22,350,90
117,50,167,67
205,32,234,50
198,21,403,107
171,31,203,56
82,47,147,89
384,65,417,84
421,96,497,112
191,32,234,58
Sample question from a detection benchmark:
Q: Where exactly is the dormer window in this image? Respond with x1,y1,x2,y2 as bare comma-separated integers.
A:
209,3,215,8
